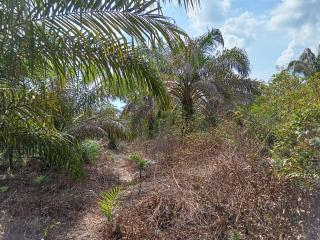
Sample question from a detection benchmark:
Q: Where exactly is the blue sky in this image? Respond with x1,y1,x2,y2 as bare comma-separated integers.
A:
164,0,320,82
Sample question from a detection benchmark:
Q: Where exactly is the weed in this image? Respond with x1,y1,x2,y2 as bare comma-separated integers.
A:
129,153,142,163
41,221,60,240
230,229,240,240
0,186,9,193
34,175,52,185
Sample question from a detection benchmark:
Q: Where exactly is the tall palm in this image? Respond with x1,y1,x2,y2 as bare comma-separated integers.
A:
0,0,198,174
288,46,320,77
159,29,254,123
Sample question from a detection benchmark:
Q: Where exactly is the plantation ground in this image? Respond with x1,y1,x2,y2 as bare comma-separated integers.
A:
0,149,136,240
1,133,320,240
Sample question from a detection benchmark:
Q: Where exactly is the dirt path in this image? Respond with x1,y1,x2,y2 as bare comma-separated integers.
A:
110,153,135,183
51,152,136,240
0,150,136,240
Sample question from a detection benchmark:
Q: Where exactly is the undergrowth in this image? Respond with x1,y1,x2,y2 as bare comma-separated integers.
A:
80,139,100,164
103,125,320,240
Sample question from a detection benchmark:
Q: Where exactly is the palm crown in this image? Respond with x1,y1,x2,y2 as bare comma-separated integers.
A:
158,29,256,122
288,46,320,77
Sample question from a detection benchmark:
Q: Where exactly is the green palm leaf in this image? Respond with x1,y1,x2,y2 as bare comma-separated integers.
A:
98,187,121,221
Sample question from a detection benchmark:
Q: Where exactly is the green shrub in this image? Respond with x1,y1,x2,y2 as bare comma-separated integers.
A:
242,72,320,181
80,139,100,163
98,187,121,222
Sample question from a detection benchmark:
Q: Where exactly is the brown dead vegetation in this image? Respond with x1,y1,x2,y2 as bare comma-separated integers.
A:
1,125,320,240
104,129,320,240
0,151,129,240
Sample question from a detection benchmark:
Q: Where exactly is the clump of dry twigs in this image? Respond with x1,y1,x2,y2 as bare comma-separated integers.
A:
104,126,320,240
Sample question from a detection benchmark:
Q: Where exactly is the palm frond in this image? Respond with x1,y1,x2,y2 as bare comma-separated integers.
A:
0,0,187,100
162,0,200,9
288,60,314,76
98,187,121,221
196,28,224,55
68,117,126,141
214,47,250,77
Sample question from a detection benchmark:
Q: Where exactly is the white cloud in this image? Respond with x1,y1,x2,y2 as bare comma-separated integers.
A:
187,1,264,48
221,12,263,48
184,0,320,79
187,0,233,35
221,0,231,12
267,0,320,66
276,42,295,66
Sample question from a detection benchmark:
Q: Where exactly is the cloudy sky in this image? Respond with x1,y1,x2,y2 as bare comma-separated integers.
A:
164,0,320,81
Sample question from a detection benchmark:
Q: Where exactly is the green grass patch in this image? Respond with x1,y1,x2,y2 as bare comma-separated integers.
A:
0,186,9,193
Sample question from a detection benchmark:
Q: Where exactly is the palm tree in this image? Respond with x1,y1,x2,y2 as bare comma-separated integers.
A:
157,29,255,125
288,46,320,77
0,0,199,174
123,96,159,138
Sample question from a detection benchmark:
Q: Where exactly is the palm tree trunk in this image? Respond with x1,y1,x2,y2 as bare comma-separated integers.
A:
182,102,194,133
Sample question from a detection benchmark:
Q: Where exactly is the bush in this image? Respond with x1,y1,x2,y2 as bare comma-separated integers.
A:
242,72,320,181
80,139,100,163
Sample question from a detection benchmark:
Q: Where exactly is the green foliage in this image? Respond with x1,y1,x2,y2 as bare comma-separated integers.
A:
136,159,150,172
42,221,61,239
80,140,100,164
229,229,240,240
98,187,121,222
243,71,320,181
34,175,52,185
130,154,144,163
107,133,119,150
130,154,150,178
0,0,193,177
150,29,257,127
0,186,9,193
34,176,53,185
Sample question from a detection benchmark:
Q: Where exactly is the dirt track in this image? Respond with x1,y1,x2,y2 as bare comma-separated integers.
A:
0,151,135,240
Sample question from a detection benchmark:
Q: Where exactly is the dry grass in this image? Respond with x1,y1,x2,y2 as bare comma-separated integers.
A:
104,127,320,240
0,151,121,240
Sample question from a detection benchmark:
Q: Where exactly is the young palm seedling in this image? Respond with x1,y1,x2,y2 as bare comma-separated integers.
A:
98,187,121,222
130,154,150,179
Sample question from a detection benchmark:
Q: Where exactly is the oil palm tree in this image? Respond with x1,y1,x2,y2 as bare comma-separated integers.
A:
0,0,199,174
159,29,254,124
288,46,320,77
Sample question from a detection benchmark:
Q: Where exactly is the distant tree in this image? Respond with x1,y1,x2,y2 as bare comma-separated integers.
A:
288,46,320,77
156,29,256,125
